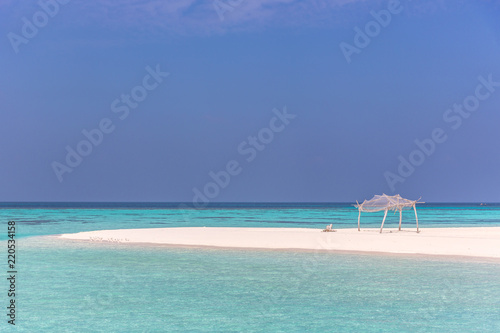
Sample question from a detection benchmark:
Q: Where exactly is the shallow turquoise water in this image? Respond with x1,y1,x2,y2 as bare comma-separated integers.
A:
3,237,500,332
1,203,499,332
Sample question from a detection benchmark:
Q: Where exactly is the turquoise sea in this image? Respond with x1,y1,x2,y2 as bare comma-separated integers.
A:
1,203,500,332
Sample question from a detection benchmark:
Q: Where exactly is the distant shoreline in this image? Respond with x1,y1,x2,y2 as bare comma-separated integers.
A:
57,227,500,260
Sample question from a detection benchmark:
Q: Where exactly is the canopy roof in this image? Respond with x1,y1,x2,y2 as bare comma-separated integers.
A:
354,194,421,213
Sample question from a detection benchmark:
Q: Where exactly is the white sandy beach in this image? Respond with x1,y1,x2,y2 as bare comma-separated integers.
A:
58,227,500,259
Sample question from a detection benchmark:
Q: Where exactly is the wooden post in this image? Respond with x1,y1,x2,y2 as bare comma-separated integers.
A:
379,209,388,233
413,204,419,233
357,209,361,231
398,209,402,231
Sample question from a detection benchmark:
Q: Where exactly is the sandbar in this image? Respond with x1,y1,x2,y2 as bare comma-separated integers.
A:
58,227,500,259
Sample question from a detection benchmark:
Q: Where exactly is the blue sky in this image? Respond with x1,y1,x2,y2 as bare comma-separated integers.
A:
1,0,500,202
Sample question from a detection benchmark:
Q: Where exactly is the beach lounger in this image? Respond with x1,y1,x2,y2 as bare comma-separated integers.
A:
322,224,335,232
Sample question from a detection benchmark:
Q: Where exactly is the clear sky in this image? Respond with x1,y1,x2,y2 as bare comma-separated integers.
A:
1,0,500,203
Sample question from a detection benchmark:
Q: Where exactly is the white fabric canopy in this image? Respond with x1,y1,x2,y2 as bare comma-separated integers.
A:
354,194,423,233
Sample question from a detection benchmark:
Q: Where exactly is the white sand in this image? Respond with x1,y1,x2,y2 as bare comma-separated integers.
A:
58,227,500,258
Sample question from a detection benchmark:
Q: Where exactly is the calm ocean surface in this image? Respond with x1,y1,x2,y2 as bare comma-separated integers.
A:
1,203,500,332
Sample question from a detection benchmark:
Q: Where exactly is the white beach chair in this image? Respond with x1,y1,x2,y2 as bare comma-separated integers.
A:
323,224,335,232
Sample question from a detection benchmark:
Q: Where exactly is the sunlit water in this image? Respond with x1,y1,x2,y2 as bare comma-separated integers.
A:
1,203,499,332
